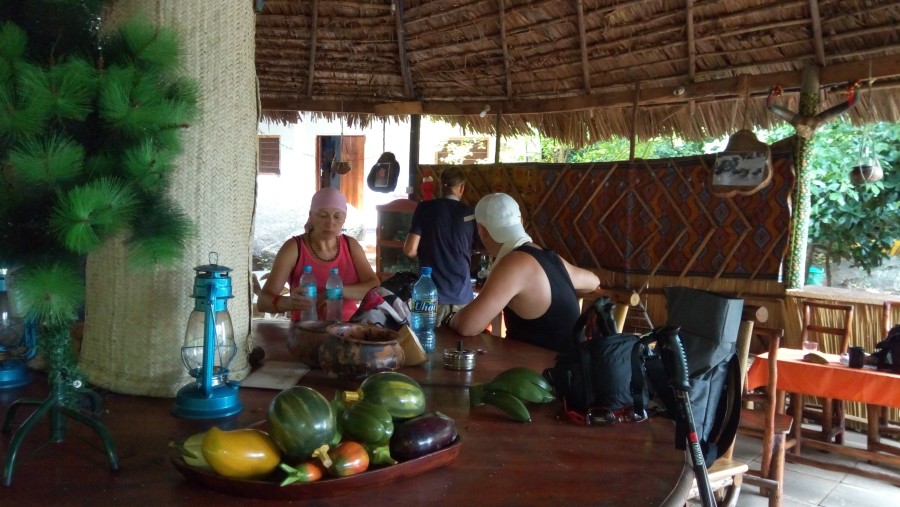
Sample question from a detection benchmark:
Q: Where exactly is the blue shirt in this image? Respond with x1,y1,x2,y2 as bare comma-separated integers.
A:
408,197,477,305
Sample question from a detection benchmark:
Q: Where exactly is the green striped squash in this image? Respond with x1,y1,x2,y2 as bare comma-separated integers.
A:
267,386,336,463
359,372,426,420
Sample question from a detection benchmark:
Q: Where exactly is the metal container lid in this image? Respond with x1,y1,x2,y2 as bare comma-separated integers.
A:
443,348,475,371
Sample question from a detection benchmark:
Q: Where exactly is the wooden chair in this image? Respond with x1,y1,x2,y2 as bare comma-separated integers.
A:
794,300,853,444
739,327,794,507
876,301,900,439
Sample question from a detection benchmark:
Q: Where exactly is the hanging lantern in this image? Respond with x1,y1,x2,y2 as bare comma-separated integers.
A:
173,253,242,419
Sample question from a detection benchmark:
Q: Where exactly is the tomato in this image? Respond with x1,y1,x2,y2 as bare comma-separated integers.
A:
201,426,281,479
279,460,326,486
328,441,369,477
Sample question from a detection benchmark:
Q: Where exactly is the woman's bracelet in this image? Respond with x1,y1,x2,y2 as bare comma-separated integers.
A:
271,293,283,311
441,311,457,328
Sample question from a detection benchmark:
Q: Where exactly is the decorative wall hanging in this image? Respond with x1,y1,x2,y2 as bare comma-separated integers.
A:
367,152,401,192
711,130,772,197
712,77,772,197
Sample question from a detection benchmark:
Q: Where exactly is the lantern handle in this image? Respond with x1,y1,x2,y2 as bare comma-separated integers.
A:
199,281,217,398
207,251,220,266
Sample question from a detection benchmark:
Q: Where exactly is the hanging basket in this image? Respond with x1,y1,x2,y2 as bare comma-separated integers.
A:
331,160,352,175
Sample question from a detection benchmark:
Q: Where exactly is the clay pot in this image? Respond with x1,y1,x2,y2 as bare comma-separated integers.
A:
287,320,335,367
318,323,404,379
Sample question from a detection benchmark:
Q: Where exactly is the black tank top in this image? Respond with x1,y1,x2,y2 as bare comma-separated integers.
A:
502,245,580,352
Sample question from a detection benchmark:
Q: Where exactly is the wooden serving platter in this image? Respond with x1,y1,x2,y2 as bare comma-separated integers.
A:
172,438,461,500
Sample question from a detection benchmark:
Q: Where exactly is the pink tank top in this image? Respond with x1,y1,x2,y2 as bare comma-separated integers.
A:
290,234,360,321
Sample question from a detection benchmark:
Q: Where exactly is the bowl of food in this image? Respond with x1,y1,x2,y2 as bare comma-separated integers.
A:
318,323,405,379
287,320,335,367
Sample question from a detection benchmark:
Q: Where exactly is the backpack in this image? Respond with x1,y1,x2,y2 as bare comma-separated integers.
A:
659,287,744,465
873,324,900,373
543,296,663,425
543,290,742,468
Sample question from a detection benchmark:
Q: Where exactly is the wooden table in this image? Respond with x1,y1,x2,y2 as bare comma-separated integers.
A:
1,322,692,506
747,348,900,485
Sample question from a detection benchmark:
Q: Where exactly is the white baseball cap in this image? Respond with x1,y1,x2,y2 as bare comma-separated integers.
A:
474,193,528,244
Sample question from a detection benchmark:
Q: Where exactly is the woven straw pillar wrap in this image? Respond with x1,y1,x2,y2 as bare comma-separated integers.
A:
80,1,257,397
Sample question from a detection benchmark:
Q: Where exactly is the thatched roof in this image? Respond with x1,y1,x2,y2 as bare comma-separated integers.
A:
255,0,900,145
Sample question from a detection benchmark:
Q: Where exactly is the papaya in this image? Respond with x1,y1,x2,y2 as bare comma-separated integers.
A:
200,427,281,479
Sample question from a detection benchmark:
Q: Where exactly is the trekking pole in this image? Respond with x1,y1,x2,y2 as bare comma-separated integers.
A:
657,326,717,507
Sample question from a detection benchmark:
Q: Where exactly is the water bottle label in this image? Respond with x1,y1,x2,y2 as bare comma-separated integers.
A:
304,286,317,299
411,299,437,313
325,287,342,300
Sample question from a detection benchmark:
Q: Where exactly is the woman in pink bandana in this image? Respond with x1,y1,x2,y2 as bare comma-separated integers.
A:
257,187,379,322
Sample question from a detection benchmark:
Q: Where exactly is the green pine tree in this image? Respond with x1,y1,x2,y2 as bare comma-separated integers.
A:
0,1,198,404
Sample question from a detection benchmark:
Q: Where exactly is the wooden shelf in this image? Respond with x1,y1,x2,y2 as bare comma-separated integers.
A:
376,198,418,278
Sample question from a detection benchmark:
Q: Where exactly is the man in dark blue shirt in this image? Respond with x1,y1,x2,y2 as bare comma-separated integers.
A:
404,168,477,323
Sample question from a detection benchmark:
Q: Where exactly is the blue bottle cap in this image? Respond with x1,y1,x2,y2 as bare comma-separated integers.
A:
303,265,312,273
421,267,432,276
331,268,339,274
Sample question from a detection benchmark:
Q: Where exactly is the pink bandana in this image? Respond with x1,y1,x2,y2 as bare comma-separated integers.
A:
304,187,348,233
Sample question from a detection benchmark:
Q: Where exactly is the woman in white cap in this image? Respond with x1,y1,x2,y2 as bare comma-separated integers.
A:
447,193,600,352
257,187,379,322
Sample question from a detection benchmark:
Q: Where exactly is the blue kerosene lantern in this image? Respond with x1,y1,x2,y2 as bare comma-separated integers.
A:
173,253,242,418
0,270,37,389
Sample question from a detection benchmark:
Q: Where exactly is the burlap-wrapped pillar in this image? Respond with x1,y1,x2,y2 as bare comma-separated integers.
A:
80,1,257,396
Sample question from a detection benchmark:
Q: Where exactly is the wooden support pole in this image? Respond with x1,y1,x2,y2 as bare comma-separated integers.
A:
408,114,420,196
785,66,820,289
629,82,640,161
494,103,502,164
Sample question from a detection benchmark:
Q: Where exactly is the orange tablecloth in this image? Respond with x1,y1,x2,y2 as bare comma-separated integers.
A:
747,349,900,408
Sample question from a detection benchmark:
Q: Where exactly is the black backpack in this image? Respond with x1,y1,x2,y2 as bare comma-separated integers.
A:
660,287,744,465
543,291,742,467
873,324,900,373
543,296,663,424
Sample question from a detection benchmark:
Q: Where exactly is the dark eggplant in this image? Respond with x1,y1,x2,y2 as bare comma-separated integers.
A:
389,411,457,461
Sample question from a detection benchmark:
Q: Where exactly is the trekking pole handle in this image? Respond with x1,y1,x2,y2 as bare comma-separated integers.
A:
657,326,692,392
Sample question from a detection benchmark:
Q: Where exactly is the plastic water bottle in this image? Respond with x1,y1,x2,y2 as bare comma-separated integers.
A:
298,265,318,322
410,267,438,352
325,268,343,322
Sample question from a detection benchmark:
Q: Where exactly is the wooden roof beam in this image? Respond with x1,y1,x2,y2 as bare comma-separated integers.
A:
260,53,900,116
686,0,695,81
575,0,591,93
808,0,826,66
394,0,417,99
498,0,512,99
306,0,318,97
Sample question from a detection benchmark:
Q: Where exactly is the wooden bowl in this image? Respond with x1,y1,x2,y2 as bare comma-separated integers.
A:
318,323,405,379
286,320,335,367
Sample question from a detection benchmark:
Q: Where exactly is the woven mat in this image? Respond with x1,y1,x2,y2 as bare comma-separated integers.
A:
80,0,258,397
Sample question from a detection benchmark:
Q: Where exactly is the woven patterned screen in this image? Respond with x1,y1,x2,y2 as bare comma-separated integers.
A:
418,148,793,282
80,1,257,397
